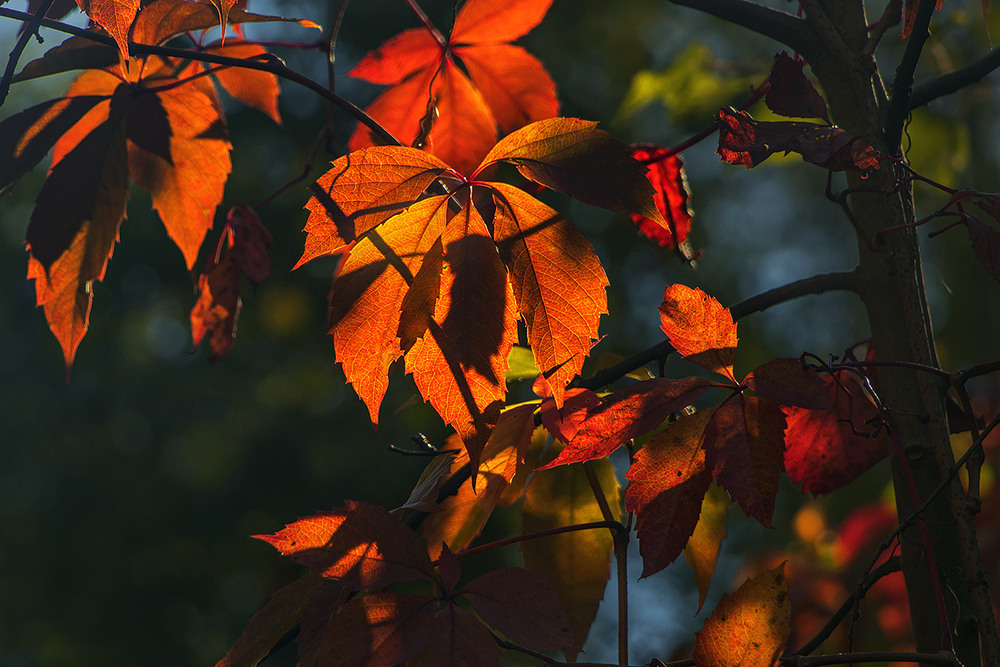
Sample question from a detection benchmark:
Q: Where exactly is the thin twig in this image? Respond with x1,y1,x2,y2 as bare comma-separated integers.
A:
0,0,56,106
884,0,937,153
910,45,1000,110
665,0,816,59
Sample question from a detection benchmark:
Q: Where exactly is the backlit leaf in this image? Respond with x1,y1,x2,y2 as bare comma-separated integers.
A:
539,388,602,444
660,283,738,382
542,377,713,469
131,0,319,48
77,0,139,58
693,563,790,666
206,42,282,123
630,148,693,249
506,345,541,382
521,445,619,655
190,237,241,362
405,203,518,466
783,369,890,495
348,0,556,173
491,182,608,404
327,195,450,423
625,408,713,578
397,450,458,513
13,34,118,83
478,118,662,222
254,500,435,589
297,147,451,267
703,395,787,527
462,568,579,653
685,484,729,611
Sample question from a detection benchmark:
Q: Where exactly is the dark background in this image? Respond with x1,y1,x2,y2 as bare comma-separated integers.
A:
1,1,999,664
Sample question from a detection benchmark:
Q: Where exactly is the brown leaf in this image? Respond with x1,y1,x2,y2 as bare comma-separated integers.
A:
745,357,833,410
765,52,829,122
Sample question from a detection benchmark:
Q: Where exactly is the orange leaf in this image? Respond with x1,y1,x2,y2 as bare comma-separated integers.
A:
297,146,452,268
190,239,241,362
477,118,662,222
625,408,713,578
455,44,558,133
491,182,608,405
542,377,712,469
349,0,556,173
685,484,729,612
450,0,552,42
254,500,435,589
77,0,139,58
404,203,517,467
327,195,451,424
693,563,791,666
206,42,282,123
127,60,232,269
131,0,319,47
538,387,602,444
703,395,787,527
659,283,738,382
25,90,129,370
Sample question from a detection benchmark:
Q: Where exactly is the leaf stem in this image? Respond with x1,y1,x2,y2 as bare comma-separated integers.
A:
450,520,626,560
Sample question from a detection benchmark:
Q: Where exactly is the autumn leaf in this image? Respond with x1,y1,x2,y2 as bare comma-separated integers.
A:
130,0,320,48
191,205,273,361
765,52,829,122
685,484,729,611
461,568,579,653
783,368,890,495
538,388,602,444
491,182,608,405
660,283,738,382
693,563,790,666
702,395,787,527
410,604,502,667
205,42,282,123
521,444,620,655
254,500,436,589
630,147,694,249
744,357,832,410
625,408,713,578
541,376,713,469
965,214,1000,284
348,0,557,174
77,0,139,59
716,107,879,172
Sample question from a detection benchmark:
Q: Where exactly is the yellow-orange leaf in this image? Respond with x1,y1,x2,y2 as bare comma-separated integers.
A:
491,182,607,406
693,563,790,666
685,484,729,612
451,0,552,42
660,283,738,382
131,0,319,48
297,147,451,268
328,195,451,424
477,117,662,222
405,203,517,466
77,0,138,58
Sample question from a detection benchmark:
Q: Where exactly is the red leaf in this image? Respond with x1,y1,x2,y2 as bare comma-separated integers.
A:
539,388,602,444
765,52,829,122
693,563,791,666
783,370,890,495
456,44,558,133
716,107,879,172
491,182,609,405
703,395,787,527
227,204,273,285
461,568,579,653
190,237,241,362
659,283,738,382
625,408,713,577
541,376,713,469
629,148,693,249
410,604,502,667
254,500,435,589
745,357,833,410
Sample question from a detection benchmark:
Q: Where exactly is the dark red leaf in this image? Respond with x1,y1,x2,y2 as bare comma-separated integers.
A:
539,387,602,444
765,52,829,122
745,357,833,410
965,216,1000,284
716,107,879,172
227,204,273,285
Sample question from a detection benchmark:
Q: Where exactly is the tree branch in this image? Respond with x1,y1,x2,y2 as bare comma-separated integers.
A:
0,0,56,106
664,0,817,60
0,7,400,147
884,0,937,153
909,46,1000,110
